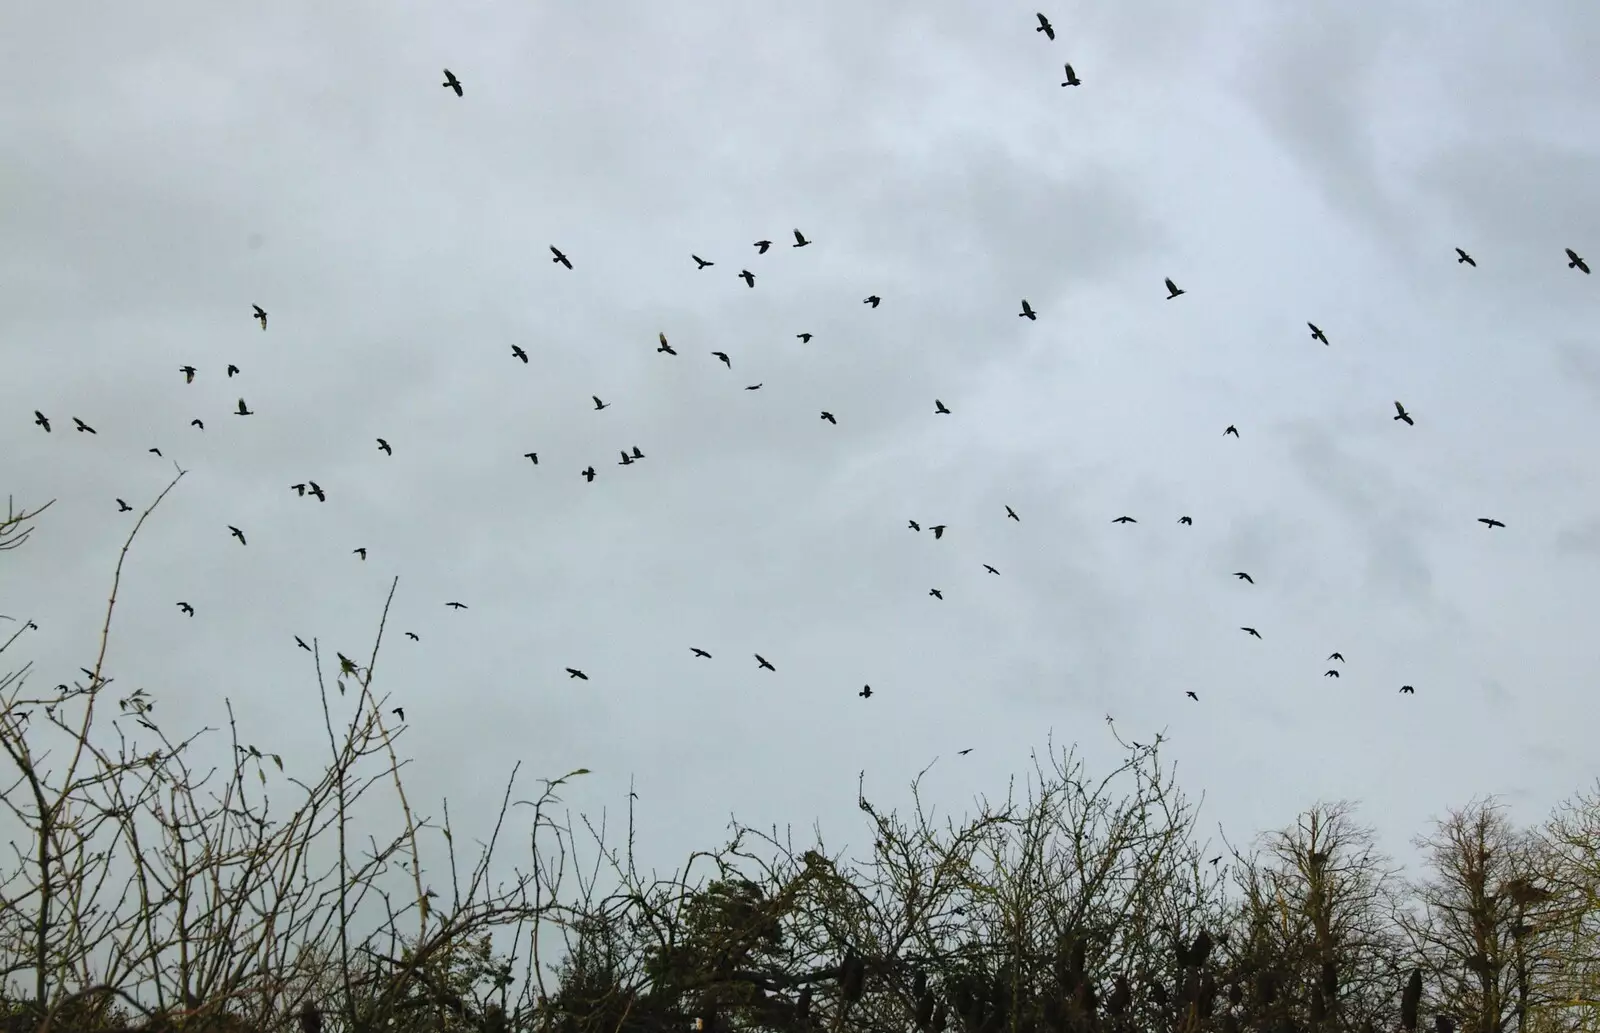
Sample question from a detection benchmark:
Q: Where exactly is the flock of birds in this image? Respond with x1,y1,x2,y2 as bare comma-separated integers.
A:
13,11,1597,719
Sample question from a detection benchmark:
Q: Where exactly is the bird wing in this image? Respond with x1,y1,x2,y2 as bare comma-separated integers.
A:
1165,278,1178,292
1394,400,1405,414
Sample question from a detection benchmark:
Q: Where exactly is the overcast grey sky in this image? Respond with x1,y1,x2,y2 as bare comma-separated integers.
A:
4,0,1599,881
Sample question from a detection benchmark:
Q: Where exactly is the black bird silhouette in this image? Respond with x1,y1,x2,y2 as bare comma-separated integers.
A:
1061,63,1081,86
691,647,711,658
739,269,755,287
1178,516,1192,524
745,383,762,391
631,445,644,459
1019,299,1037,320
755,654,775,671
1394,401,1414,425
983,564,999,575
1329,652,1344,662
180,365,196,383
657,333,676,355
1224,424,1239,437
295,636,311,651
393,707,405,720
377,438,391,455
793,229,810,247
149,448,161,456
192,419,204,430
1233,571,1253,583
908,520,921,531
446,601,467,609
934,399,950,414
619,450,635,466
582,466,596,482
797,332,813,342
566,668,588,680
117,499,132,512
73,418,96,434
931,525,946,539
442,68,462,95
1241,627,1261,639
1164,277,1185,299
693,254,713,268
712,351,731,367
1186,691,1198,700
291,484,306,496
1112,515,1136,524
309,482,325,502
1325,670,1340,678
229,526,246,545
253,304,267,330
550,246,572,269
1006,505,1019,521
1478,517,1505,529
1456,248,1476,267
1035,12,1055,39
235,398,252,416
33,411,50,432
511,344,528,363
864,295,881,308
1399,685,1415,694
958,748,974,755
353,547,366,560
820,411,837,424
929,589,943,600
405,632,419,641
754,240,772,254
226,364,241,378
592,395,609,410
1566,248,1590,274
1308,322,1329,345
177,602,194,616
859,685,872,698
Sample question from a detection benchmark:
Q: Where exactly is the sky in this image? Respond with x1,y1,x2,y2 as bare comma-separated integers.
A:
3,0,1600,901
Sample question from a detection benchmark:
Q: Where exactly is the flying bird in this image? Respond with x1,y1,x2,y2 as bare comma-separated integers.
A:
1393,401,1414,426
149,448,161,456
820,411,836,424
1455,248,1475,267
405,632,419,641
739,269,755,287
177,602,194,616
592,396,609,410
353,547,366,560
291,484,306,496
309,482,325,501
1035,12,1055,39
582,466,596,482
631,445,644,459
908,520,921,531
983,564,999,575
691,647,712,658
1019,299,1037,320
934,399,950,414
180,365,196,383
755,654,775,671
931,524,946,539
929,589,943,600
1061,63,1081,86
958,748,974,755
1178,516,1192,525
1329,653,1344,662
745,383,762,391
1241,627,1261,639
392,707,405,721
228,526,246,545
1325,670,1340,678
1566,248,1590,274
797,332,813,343
377,438,391,455
235,398,252,415
657,333,676,355
793,229,810,247
1308,322,1329,345
33,411,49,432
1224,425,1239,437
754,240,772,254
511,344,528,363
1186,691,1198,701
521,451,538,464
445,601,468,609
566,668,588,680
1478,517,1505,529
619,450,635,465
192,419,204,430
442,69,462,96
117,499,132,512
712,351,731,367
1112,516,1136,524
1164,277,1186,299
1233,572,1253,583
253,304,267,330
226,364,240,377
1006,506,1019,521
1399,685,1416,695
692,254,713,269
864,295,881,308
550,246,572,269
859,685,872,698
295,636,311,651
73,418,96,434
